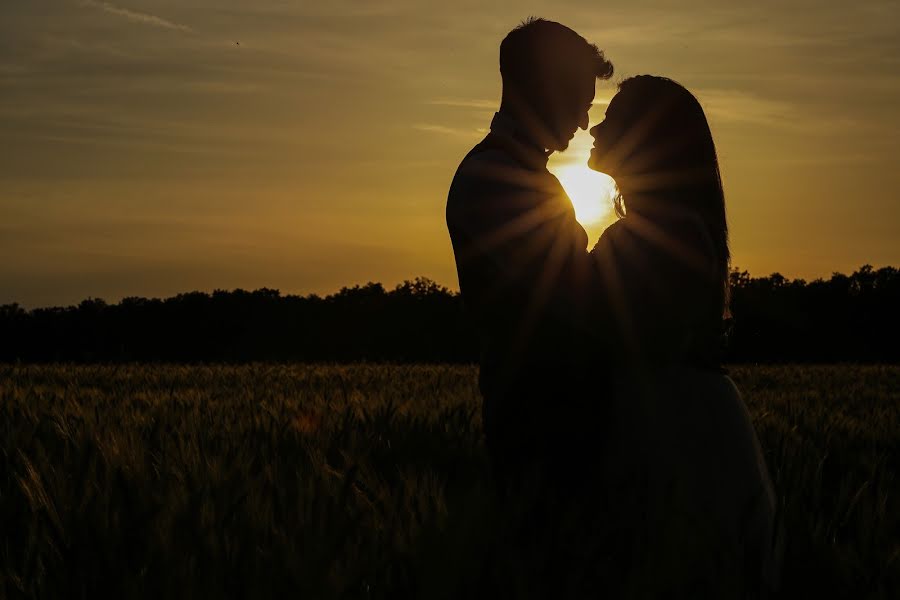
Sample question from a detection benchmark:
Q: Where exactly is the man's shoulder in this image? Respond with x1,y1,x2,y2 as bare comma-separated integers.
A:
453,142,521,181
448,143,526,217
450,137,553,196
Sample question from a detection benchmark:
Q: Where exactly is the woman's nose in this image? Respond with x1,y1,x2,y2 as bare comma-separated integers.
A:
589,123,601,136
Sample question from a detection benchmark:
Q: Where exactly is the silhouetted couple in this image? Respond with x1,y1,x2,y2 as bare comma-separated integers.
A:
447,18,780,598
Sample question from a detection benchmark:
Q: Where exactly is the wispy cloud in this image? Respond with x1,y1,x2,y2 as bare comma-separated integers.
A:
414,123,484,139
80,0,193,32
431,96,613,110
428,98,497,110
696,89,793,127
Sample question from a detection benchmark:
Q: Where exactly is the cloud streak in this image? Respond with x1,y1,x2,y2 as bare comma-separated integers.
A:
414,123,484,139
428,98,497,110
80,0,193,32
696,89,793,127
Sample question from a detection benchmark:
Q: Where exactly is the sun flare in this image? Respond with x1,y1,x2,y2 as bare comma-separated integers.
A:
547,124,617,229
552,164,617,226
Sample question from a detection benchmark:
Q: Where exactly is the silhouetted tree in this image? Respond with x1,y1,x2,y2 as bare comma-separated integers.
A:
1,268,897,363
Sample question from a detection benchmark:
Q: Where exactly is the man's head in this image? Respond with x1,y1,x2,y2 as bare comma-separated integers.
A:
500,18,613,152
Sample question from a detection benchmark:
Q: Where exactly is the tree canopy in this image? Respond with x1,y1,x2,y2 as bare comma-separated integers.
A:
2,267,898,363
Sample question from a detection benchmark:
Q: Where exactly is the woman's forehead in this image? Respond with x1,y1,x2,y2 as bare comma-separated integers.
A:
606,86,659,120
604,92,632,118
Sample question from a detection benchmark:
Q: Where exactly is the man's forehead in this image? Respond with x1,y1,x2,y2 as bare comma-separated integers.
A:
579,76,597,100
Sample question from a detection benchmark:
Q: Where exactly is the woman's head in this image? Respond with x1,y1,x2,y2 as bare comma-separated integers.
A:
589,75,730,317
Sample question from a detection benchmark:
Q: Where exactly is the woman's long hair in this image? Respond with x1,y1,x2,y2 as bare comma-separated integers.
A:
611,75,731,321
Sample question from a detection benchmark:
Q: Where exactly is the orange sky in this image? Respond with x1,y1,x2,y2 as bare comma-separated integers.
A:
2,1,899,307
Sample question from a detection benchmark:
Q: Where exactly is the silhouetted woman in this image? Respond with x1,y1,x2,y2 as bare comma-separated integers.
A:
587,75,781,598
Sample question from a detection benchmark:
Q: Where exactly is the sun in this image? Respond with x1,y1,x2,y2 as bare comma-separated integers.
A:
551,164,617,226
547,123,618,229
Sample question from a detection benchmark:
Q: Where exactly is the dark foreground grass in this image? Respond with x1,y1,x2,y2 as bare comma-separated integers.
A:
0,364,897,598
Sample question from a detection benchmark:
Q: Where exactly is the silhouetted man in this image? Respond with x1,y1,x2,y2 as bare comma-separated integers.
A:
446,18,613,492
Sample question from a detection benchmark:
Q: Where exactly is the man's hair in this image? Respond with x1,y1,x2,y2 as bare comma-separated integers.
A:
499,17,613,89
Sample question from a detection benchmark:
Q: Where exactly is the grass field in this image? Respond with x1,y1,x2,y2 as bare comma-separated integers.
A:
1,364,897,598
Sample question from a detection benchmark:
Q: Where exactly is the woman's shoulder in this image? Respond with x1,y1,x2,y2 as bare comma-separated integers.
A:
592,213,707,256
590,218,633,262
590,214,713,293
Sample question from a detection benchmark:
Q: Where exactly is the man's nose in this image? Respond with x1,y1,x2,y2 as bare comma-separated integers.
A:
589,123,601,136
579,113,590,131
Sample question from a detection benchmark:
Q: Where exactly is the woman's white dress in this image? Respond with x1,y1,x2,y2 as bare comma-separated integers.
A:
597,366,782,598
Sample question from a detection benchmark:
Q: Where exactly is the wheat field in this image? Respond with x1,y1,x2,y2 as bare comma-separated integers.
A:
1,364,897,598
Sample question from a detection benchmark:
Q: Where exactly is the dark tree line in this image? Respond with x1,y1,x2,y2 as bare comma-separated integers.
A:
725,265,900,362
1,267,898,363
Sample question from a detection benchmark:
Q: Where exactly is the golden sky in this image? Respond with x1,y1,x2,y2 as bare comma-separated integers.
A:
2,0,899,307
